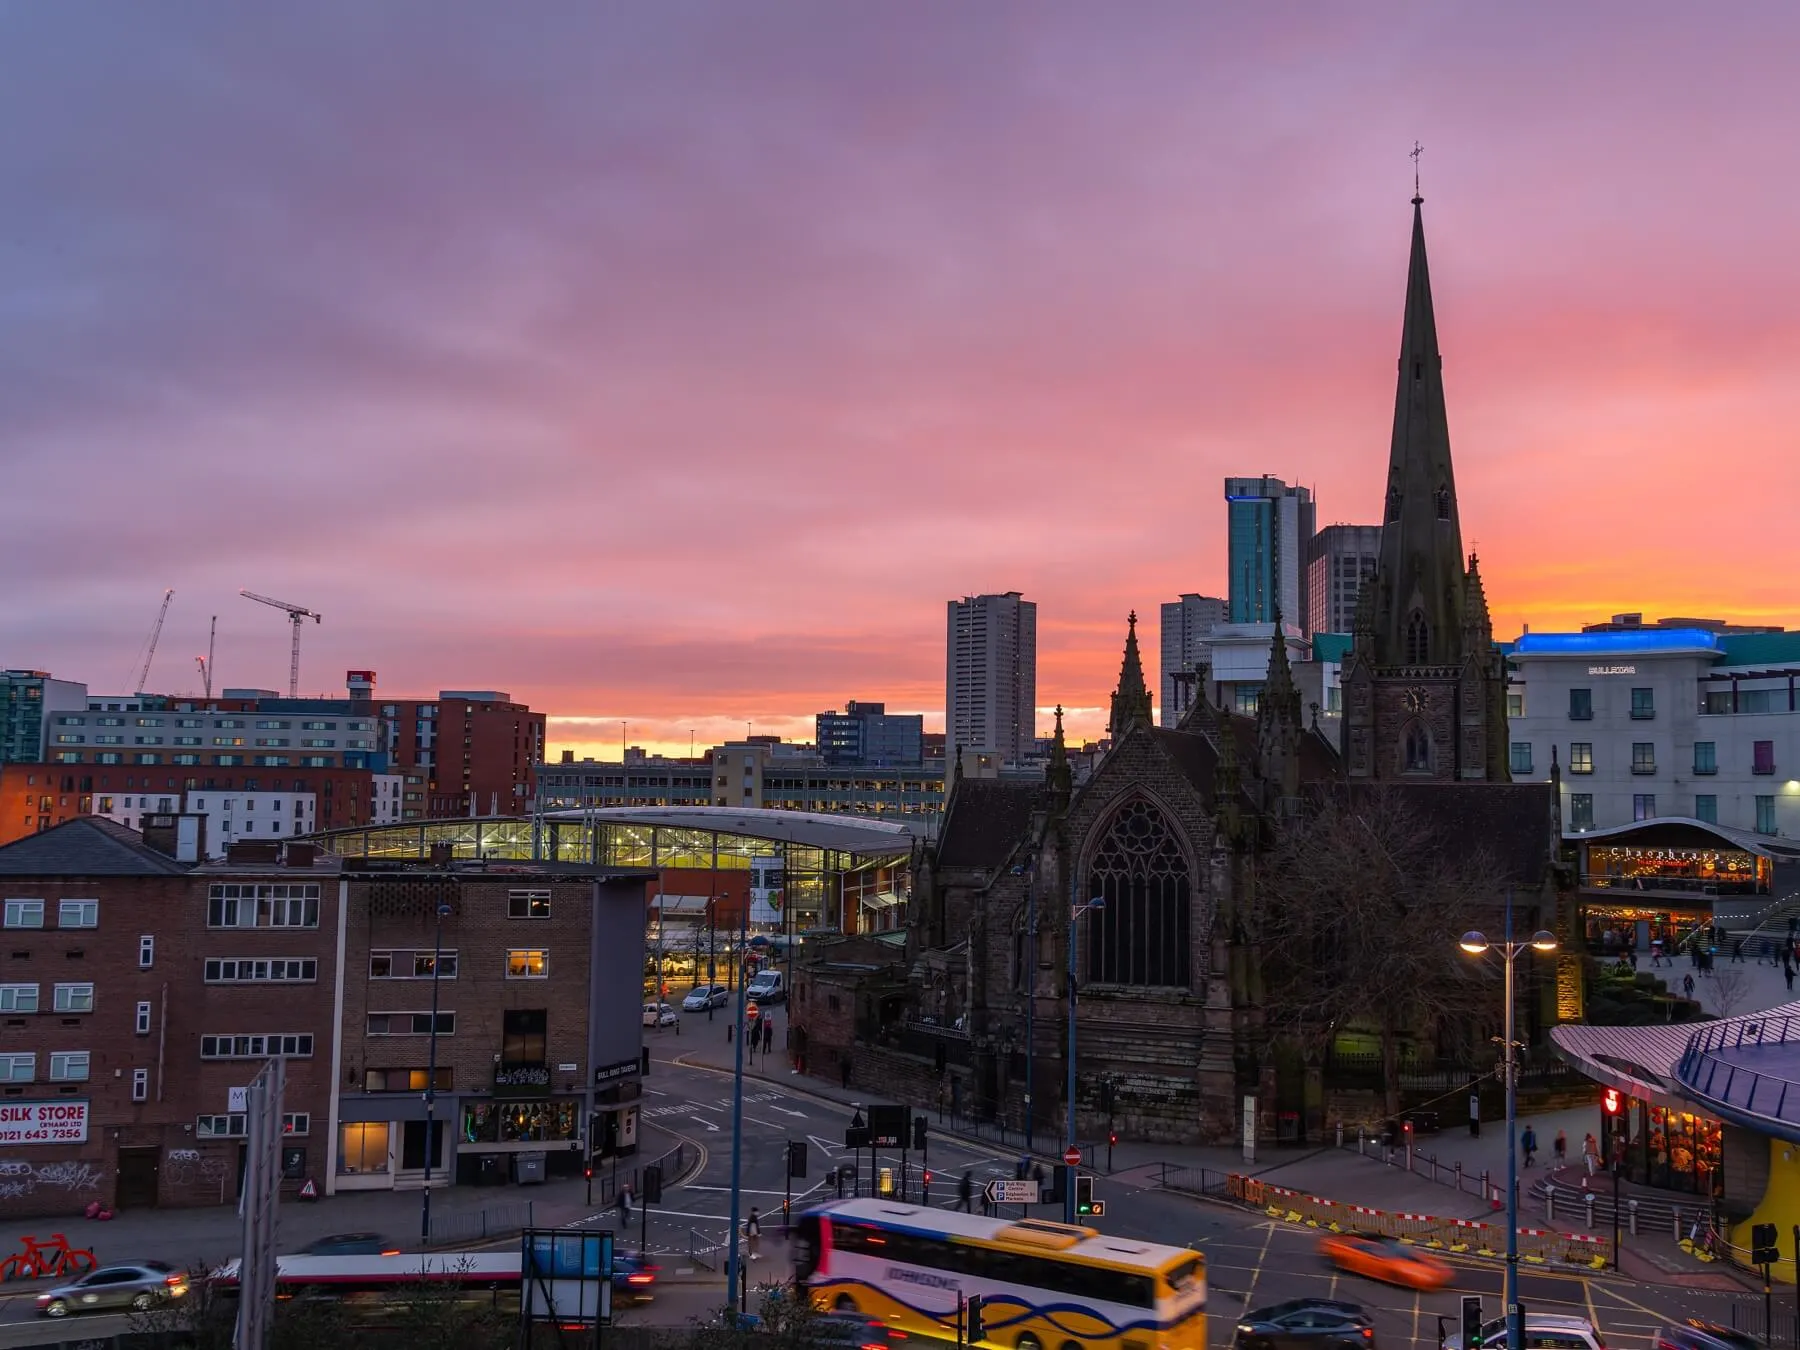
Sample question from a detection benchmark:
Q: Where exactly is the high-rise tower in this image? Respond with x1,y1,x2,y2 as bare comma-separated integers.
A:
946,592,1037,764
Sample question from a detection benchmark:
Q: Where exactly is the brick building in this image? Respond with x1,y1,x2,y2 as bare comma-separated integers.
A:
381,692,546,818
0,763,409,850
0,819,647,1219
333,863,649,1193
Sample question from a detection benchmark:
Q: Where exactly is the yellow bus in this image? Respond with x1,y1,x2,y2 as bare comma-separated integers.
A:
793,1198,1206,1350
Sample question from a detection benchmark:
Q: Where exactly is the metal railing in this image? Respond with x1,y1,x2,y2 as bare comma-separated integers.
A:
424,1199,536,1246
1679,1012,1800,1122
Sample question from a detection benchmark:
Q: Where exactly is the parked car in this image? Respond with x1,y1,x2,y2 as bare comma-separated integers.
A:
642,1001,678,1027
1317,1232,1451,1290
683,984,729,1011
299,1232,400,1256
36,1262,189,1318
1443,1313,1605,1350
1656,1323,1763,1350
1235,1299,1376,1350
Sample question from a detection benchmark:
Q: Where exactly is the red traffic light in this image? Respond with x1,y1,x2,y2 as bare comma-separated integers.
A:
1109,1132,1118,1146
923,1170,932,1184
1602,1088,1622,1115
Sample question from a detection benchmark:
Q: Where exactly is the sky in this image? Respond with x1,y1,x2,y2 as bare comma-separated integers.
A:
4,3,1799,758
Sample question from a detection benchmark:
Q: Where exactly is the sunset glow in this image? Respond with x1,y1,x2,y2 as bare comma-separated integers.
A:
5,5,1798,757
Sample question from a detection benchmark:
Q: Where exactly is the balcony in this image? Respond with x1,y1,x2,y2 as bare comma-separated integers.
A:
1693,765,1718,776
1754,765,1778,777
1631,764,1658,776
1569,711,1594,722
1630,710,1656,721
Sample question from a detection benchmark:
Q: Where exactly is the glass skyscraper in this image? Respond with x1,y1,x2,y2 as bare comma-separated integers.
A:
1224,476,1316,631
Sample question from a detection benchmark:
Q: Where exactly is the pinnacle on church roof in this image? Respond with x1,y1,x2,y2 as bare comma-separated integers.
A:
1261,612,1300,723
1047,703,1072,806
1109,610,1153,736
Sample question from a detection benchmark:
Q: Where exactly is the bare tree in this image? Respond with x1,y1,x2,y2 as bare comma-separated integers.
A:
1709,964,1754,1020
1257,785,1504,1116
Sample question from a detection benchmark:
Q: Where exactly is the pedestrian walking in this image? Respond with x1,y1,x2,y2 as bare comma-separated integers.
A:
1582,1133,1601,1186
1732,940,1745,964
619,1183,634,1225
958,1171,974,1213
1683,973,1696,999
746,1208,762,1261
1521,1124,1538,1168
1787,965,1795,993
764,1018,774,1054
1554,1129,1568,1165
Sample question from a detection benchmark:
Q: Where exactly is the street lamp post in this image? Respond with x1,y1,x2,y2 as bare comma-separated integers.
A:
1459,890,1557,1350
725,907,753,1313
420,899,453,1245
1065,892,1105,1224
1025,878,1036,1148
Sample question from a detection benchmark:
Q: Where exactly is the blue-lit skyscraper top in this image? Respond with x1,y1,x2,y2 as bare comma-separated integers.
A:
1224,476,1316,631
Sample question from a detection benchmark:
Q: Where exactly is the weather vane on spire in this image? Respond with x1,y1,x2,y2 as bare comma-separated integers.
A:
1410,141,1424,201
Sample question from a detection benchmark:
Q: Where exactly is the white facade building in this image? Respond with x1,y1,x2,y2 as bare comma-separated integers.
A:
946,592,1037,764
94,789,317,856
1508,628,1800,838
1158,594,1226,728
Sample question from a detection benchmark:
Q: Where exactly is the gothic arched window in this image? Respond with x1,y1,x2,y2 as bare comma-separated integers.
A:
1085,797,1192,989
1403,722,1432,773
1406,610,1430,664
1435,484,1451,520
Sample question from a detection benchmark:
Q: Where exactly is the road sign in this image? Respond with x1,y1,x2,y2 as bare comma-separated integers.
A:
1063,1146,1081,1166
867,1104,909,1149
746,1001,761,1021
985,1179,1037,1205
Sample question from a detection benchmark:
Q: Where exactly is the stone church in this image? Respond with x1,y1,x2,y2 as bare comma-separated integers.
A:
892,194,1567,1146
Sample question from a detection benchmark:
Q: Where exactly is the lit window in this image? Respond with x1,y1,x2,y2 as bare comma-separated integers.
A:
1568,743,1594,775
508,890,551,919
506,949,549,980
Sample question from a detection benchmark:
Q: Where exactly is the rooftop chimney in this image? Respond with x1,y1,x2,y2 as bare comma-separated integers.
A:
141,813,206,865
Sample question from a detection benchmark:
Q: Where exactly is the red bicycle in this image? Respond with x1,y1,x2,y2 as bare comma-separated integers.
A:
0,1232,97,1282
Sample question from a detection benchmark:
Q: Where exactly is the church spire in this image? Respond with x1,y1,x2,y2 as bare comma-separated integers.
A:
1257,615,1303,800
1371,193,1467,670
1109,611,1153,736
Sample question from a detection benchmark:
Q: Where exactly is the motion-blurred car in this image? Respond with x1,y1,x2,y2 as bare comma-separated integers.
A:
1443,1313,1605,1350
1317,1232,1452,1290
683,984,729,1011
1656,1323,1763,1350
642,1001,678,1027
807,1312,906,1348
613,1251,659,1302
36,1262,188,1318
1236,1299,1376,1350
299,1232,400,1256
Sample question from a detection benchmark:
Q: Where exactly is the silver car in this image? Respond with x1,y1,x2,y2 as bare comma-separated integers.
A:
36,1260,189,1317
683,984,729,1011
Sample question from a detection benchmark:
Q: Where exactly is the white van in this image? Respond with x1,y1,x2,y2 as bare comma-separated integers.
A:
746,970,786,1004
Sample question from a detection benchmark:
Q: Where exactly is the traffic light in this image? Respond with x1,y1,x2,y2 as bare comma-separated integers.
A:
1602,1088,1621,1116
788,1140,808,1178
1460,1296,1481,1350
1109,1131,1118,1147
923,1169,932,1185
643,1163,663,1205
1046,1165,1067,1203
965,1294,986,1344
1075,1174,1096,1215
1752,1222,1780,1266
913,1115,928,1151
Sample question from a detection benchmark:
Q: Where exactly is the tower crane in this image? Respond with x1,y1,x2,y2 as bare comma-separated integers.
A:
131,589,175,695
239,590,321,698
195,615,217,700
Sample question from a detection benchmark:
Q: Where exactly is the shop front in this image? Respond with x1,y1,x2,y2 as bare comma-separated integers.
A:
1549,1020,1727,1198
590,1056,642,1163
453,1063,584,1185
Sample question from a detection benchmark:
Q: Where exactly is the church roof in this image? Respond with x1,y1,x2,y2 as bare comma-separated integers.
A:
1145,715,1339,804
936,779,1043,870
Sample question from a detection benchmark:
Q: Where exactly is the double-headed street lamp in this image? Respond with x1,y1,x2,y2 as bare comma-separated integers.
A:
420,899,453,1245
1065,894,1105,1224
1458,890,1556,1350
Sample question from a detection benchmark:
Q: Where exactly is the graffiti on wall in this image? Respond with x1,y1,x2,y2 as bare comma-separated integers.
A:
0,1159,106,1202
163,1149,227,1190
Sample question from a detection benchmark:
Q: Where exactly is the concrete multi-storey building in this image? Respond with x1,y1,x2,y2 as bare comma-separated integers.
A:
53,702,385,772
1158,593,1227,727
815,702,924,766
946,592,1037,764
1508,621,1800,837
0,819,648,1218
1224,476,1316,631
1,672,88,765
1306,524,1382,640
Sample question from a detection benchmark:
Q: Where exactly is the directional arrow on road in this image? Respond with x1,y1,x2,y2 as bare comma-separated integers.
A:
767,1106,808,1118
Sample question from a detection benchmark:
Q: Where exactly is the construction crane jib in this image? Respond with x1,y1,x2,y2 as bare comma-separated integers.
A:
239,589,321,699
133,589,174,695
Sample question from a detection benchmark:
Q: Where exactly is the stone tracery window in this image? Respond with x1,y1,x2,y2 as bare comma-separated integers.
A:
1085,797,1191,989
1403,722,1432,773
1406,610,1430,665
